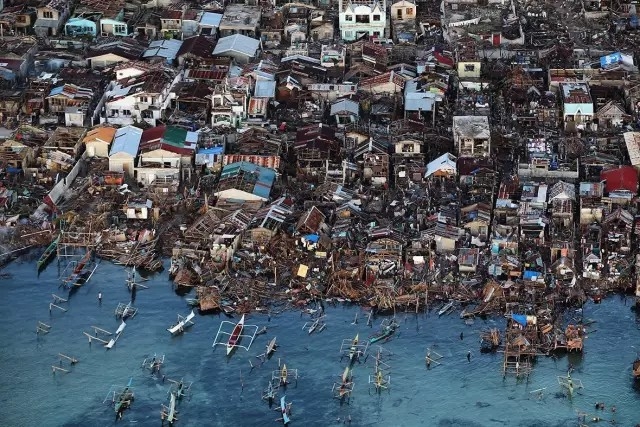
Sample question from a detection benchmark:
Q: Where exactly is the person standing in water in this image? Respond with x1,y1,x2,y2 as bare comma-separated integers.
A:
467,351,471,362
98,292,102,304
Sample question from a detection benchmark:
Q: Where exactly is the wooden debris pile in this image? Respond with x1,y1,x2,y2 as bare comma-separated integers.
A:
196,286,221,312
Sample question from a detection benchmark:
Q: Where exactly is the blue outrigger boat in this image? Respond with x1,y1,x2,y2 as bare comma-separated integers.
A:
37,235,59,272
369,318,398,344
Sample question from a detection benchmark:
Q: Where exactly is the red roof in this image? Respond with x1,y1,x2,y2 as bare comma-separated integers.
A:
600,166,639,194
141,125,167,144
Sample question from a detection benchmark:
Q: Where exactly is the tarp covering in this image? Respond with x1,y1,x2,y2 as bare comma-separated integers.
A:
303,234,319,243
512,314,528,327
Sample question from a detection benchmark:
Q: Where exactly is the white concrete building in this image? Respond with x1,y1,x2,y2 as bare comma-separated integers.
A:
101,70,177,127
338,0,386,41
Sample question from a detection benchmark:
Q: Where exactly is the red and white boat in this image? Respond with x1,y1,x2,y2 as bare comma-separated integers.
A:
226,314,245,355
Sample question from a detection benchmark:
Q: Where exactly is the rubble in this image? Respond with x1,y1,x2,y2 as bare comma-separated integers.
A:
0,0,639,380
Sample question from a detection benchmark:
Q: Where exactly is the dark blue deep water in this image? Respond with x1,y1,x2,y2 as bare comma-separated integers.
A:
1,257,640,427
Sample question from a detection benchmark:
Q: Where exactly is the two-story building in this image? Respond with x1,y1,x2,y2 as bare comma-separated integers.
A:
67,0,125,38
218,5,261,38
338,0,386,41
34,0,70,37
561,82,594,130
452,116,491,158
101,69,177,127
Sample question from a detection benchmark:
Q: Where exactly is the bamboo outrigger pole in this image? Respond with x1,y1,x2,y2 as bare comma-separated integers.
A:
49,303,67,313
58,353,78,364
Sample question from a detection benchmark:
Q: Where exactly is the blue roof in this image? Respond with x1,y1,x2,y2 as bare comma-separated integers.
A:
110,126,143,157
49,86,64,96
198,146,224,155
200,12,223,27
220,161,275,200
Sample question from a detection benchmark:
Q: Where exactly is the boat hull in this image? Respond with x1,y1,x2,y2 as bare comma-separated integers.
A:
226,315,245,355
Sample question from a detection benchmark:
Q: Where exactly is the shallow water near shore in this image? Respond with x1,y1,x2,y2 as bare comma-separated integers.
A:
1,257,640,427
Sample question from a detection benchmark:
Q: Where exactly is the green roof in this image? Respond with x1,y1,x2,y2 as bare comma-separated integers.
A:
162,127,188,147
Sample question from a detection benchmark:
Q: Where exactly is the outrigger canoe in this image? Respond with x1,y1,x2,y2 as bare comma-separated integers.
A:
370,322,397,344
280,396,290,425
280,364,288,386
226,314,245,355
348,334,359,362
37,235,59,272
266,337,277,356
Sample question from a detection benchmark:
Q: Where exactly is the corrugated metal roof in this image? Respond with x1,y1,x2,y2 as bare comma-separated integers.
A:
84,127,117,144
198,146,224,154
213,34,260,58
143,39,183,60
110,126,143,157
200,12,223,27
220,161,275,200
162,126,188,146
254,80,276,98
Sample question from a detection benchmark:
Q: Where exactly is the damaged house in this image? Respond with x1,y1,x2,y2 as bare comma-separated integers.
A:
101,68,177,127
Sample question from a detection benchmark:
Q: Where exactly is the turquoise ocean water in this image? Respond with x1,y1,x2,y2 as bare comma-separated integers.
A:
1,256,640,427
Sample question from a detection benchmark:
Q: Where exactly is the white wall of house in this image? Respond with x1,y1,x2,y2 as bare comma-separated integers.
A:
134,167,180,186
338,2,386,41
100,18,128,36
65,111,85,127
390,1,415,21
86,140,110,157
457,61,481,79
394,139,421,155
140,149,181,167
109,153,135,176
102,93,164,127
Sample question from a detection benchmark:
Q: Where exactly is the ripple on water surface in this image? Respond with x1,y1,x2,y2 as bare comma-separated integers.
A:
1,258,640,427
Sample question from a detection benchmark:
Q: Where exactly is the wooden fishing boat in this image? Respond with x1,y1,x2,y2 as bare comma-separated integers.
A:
37,235,59,272
341,366,350,383
280,364,288,386
370,320,398,344
226,314,245,355
280,396,291,425
348,334,359,362
266,337,277,356
262,381,276,405
167,310,195,335
438,300,454,316
64,250,92,286
114,378,134,418
633,358,640,380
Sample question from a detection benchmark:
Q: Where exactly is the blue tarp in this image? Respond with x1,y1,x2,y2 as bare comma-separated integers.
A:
523,270,538,280
512,314,527,327
303,234,319,243
600,52,622,68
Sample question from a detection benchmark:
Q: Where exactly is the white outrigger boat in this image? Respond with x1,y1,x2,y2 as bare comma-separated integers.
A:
83,322,125,349
106,321,127,349
558,372,583,396
212,314,259,355
302,315,326,334
438,300,455,316
167,310,195,335
161,392,177,424
115,302,138,320
266,337,278,356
